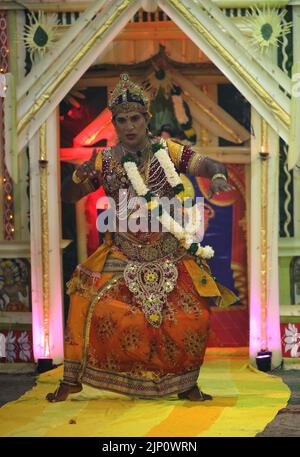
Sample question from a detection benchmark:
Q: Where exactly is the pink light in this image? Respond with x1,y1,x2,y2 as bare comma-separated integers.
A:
31,216,64,363
60,147,102,163
249,263,282,365
73,108,115,147
31,268,47,360
48,282,64,364
44,339,50,358
249,271,266,361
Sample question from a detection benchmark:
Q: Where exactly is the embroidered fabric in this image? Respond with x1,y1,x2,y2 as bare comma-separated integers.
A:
124,257,178,328
114,232,181,262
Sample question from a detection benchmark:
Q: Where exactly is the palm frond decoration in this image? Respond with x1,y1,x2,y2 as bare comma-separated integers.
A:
243,6,292,53
24,11,58,63
146,64,175,100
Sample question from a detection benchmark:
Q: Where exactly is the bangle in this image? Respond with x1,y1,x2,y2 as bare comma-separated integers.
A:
72,169,84,184
211,173,227,182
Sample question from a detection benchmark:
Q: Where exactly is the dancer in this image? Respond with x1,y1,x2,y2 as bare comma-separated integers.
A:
47,74,237,402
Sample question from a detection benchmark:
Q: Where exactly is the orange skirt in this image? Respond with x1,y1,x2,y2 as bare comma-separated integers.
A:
64,261,211,398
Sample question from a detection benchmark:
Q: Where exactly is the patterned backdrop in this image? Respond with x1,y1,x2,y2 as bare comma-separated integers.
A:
193,164,249,347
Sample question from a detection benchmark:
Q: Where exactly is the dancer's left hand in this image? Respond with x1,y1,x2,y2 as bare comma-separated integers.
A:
207,178,235,199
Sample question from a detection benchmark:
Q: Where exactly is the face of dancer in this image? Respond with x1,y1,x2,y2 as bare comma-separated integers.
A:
113,111,149,152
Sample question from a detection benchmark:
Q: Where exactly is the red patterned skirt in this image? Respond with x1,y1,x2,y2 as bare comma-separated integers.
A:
64,261,211,398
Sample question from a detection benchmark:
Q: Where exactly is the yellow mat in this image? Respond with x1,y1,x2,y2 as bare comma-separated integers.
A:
0,354,290,437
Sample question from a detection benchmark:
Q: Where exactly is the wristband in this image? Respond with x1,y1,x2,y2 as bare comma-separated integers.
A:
211,173,227,182
72,169,85,184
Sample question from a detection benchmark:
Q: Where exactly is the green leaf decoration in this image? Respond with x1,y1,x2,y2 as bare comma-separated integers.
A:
144,191,153,202
187,243,199,256
174,183,185,194
121,153,136,164
151,143,162,153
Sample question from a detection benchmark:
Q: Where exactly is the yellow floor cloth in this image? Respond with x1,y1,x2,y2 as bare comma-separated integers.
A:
0,354,290,437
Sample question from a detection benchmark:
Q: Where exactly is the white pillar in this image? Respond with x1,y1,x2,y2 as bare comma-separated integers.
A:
19,148,30,241
0,333,6,358
249,108,262,365
292,2,300,235
267,127,282,367
29,131,44,362
47,110,64,364
249,108,282,368
29,110,63,365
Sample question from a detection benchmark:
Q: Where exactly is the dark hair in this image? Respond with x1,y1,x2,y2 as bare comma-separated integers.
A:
160,124,175,136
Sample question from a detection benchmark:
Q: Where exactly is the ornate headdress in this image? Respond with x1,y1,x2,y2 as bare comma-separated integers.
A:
108,74,149,117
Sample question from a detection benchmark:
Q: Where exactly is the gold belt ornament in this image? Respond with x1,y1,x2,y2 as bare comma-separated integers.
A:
124,257,178,328
115,232,179,262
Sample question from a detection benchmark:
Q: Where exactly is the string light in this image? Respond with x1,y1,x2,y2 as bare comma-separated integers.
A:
0,15,14,240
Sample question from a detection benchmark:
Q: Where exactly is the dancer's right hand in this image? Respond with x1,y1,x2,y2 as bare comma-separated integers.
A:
75,150,99,182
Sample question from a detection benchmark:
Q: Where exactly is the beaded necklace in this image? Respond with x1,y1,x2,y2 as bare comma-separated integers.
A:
121,138,214,259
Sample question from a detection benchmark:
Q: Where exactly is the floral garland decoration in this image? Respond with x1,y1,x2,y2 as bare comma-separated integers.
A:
171,86,197,144
147,67,196,143
121,139,214,259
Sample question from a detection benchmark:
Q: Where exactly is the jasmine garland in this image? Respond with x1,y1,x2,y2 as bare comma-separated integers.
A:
96,191,204,236
121,139,214,259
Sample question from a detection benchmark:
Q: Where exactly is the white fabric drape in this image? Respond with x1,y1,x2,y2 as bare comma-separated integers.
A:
0,333,6,358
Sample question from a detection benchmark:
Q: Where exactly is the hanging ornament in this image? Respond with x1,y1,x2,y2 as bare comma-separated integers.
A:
243,6,292,54
171,86,197,144
24,11,58,63
147,64,175,99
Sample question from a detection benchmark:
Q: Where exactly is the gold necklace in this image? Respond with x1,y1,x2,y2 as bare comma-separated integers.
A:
121,140,152,184
139,150,152,185
121,138,150,156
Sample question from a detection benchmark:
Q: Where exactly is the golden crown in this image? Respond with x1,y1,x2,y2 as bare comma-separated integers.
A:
108,74,149,116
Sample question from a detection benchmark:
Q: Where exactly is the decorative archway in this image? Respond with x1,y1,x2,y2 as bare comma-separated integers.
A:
6,0,299,365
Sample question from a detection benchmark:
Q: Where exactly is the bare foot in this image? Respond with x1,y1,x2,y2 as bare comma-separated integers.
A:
178,385,213,401
46,382,82,403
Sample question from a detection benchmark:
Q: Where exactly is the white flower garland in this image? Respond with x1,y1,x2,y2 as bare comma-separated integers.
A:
154,141,182,188
184,203,201,236
171,94,189,125
122,140,214,259
123,161,148,196
154,141,198,234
